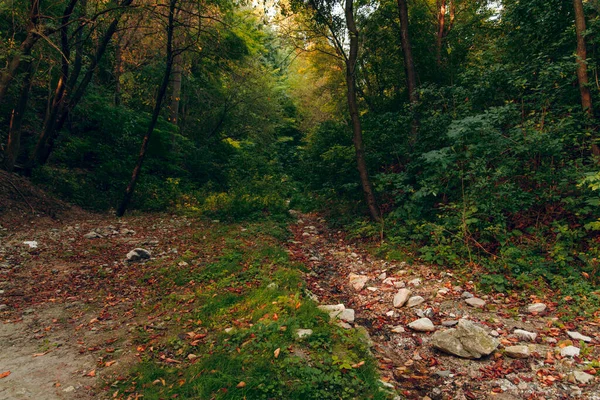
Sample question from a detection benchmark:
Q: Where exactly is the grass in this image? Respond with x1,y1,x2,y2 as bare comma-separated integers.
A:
112,218,388,400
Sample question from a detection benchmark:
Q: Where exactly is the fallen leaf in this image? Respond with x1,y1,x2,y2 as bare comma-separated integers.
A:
0,371,10,379
236,381,246,388
274,348,280,358
84,370,96,377
105,360,117,367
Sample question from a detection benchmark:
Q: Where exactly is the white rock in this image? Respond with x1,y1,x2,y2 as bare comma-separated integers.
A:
393,288,412,308
385,310,395,317
338,308,355,322
408,318,435,332
408,278,422,287
126,248,151,261
465,297,486,307
318,304,345,319
63,386,75,393
490,330,500,337
348,273,368,291
573,371,594,384
23,240,38,248
567,331,593,343
561,345,580,357
527,303,547,313
391,326,405,333
378,272,387,280
296,329,313,338
504,345,530,359
366,287,378,292
514,329,537,342
407,296,425,308
382,277,396,286
83,231,102,239
442,320,458,327
337,321,352,329
437,288,449,295
461,291,474,299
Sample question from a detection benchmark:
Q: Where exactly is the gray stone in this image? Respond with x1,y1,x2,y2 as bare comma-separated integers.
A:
408,278,422,287
63,386,75,393
408,318,435,332
416,308,435,318
393,288,412,308
407,296,425,308
573,371,594,384
435,370,452,378
348,273,368,291
84,231,102,239
527,303,547,313
465,297,486,307
504,345,530,359
514,329,537,342
567,331,592,343
442,320,458,327
318,304,345,319
126,248,151,261
431,319,500,359
560,345,580,357
461,291,474,299
391,326,405,333
338,308,355,322
296,329,313,338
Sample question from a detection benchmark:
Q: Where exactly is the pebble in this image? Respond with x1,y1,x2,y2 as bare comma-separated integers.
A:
435,370,452,378
490,330,499,337
408,318,435,332
391,326,405,333
296,329,313,338
514,329,537,342
560,345,580,357
567,331,592,343
441,320,458,327
465,297,486,307
408,278,422,287
527,303,547,313
437,288,449,295
393,288,412,308
407,296,425,308
504,345,530,359
573,371,594,384
378,272,387,280
338,308,355,322
348,273,368,291
83,231,102,239
461,291,474,299
63,386,75,393
0,304,8,311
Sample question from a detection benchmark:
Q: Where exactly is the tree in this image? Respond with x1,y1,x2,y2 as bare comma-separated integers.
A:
398,0,417,103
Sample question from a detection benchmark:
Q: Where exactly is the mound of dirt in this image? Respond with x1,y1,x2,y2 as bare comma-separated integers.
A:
0,170,84,230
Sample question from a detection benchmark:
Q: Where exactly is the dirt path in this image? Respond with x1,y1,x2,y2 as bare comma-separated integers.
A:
0,213,194,399
287,212,600,400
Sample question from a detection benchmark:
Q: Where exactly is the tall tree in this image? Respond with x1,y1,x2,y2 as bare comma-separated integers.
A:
397,0,417,103
117,0,178,216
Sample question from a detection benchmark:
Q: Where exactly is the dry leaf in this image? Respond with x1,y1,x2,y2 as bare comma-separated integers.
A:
236,381,246,388
105,360,117,367
274,348,281,358
0,371,10,379
84,370,96,377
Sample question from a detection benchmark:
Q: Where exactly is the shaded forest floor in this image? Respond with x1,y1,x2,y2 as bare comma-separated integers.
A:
0,179,599,399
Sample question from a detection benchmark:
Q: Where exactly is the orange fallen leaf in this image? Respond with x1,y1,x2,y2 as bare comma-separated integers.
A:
236,381,246,388
0,371,10,379
105,360,117,367
274,348,280,358
84,370,96,377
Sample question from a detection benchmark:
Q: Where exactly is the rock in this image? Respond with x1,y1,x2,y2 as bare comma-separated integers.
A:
461,291,474,299
337,321,352,329
442,320,458,327
514,329,537,342
296,329,313,338
435,370,452,378
224,327,233,333
366,286,378,292
573,371,594,384
393,288,412,308
0,304,8,311
83,231,102,239
517,382,529,390
23,240,38,248
408,278,422,287
465,297,486,307
490,330,500,337
63,386,75,393
567,331,592,343
391,326,405,333
318,304,345,319
504,345,530,359
338,308,355,322
431,319,500,359
408,318,435,332
386,310,395,317
348,273,368,291
560,345,580,357
378,272,387,280
437,288,449,295
416,308,435,318
126,248,152,261
527,303,547,313
267,282,278,290
407,296,425,308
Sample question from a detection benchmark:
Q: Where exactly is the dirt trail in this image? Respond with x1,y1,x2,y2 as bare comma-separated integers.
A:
287,212,600,400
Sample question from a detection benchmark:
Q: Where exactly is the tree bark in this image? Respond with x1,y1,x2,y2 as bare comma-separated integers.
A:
436,0,446,67
397,0,417,104
170,48,183,125
345,0,381,222
3,62,35,172
573,0,597,155
117,0,177,217
0,0,40,107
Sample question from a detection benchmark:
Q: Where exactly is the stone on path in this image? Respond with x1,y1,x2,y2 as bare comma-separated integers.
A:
126,248,151,261
407,296,425,308
527,303,547,313
408,278,422,287
84,231,102,239
514,329,537,342
296,329,313,338
573,371,594,384
338,308,355,322
348,273,368,291
431,319,500,359
461,291,474,299
393,288,412,308
567,331,592,343
560,345,580,357
504,345,530,359
391,326,405,333
318,304,354,322
465,297,486,308
442,320,458,327
408,318,435,332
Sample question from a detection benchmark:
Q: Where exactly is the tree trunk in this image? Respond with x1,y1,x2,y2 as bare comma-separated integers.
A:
3,62,35,172
117,0,177,217
345,0,381,222
573,0,597,155
397,0,417,103
436,0,446,67
0,0,40,107
170,49,183,125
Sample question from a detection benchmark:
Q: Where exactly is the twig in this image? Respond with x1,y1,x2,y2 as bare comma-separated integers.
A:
3,178,36,214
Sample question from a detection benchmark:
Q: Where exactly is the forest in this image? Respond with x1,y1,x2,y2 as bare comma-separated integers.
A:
1,0,600,399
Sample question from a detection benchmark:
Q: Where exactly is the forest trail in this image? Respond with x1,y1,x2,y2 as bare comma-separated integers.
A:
287,212,600,400
0,208,598,399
